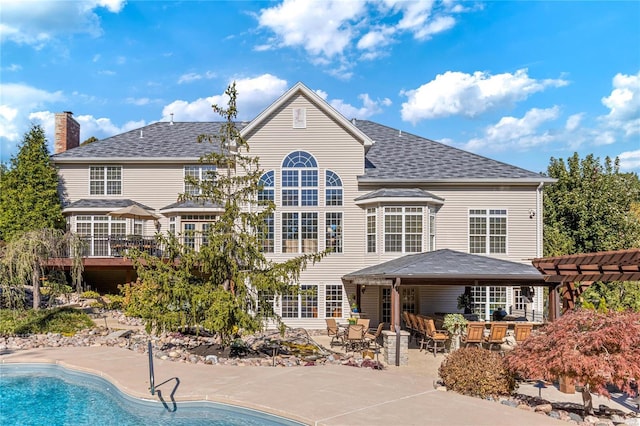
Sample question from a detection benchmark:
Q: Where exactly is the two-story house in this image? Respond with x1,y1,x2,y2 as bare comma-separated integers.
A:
52,82,553,329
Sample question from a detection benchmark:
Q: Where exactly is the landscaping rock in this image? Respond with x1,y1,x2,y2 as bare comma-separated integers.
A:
534,403,553,413
548,410,562,419
568,412,583,423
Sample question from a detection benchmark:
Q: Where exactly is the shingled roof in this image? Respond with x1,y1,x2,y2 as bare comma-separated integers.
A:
354,120,551,182
52,122,232,161
342,249,546,286
52,118,550,182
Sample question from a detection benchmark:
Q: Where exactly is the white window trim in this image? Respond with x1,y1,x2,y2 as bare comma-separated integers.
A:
366,207,377,254
88,165,122,196
183,165,216,195
281,211,318,253
468,208,508,255
325,211,343,253
383,206,424,254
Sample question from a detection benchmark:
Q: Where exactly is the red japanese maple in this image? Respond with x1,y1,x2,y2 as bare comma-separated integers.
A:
505,309,640,411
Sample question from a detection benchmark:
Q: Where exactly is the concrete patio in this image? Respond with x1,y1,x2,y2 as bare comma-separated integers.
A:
0,341,565,426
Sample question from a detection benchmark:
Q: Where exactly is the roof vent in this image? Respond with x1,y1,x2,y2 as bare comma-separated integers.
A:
170,113,174,125
352,118,357,125
139,130,143,138
399,130,402,137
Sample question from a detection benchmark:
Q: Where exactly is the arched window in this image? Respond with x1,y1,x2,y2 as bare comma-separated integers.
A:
281,151,318,206
258,170,274,202
325,170,343,206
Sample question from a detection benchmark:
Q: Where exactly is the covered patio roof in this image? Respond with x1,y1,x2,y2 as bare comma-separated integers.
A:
342,249,547,287
532,248,640,283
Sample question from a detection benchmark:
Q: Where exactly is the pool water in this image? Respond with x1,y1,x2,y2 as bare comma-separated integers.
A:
0,364,302,426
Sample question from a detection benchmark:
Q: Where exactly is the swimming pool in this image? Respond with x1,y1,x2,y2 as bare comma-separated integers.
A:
0,364,304,425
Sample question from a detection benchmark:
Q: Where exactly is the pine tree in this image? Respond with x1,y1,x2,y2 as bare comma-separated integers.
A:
126,83,325,342
0,125,65,242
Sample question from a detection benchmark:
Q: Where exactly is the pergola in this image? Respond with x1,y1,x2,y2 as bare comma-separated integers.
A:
532,248,640,320
342,249,550,332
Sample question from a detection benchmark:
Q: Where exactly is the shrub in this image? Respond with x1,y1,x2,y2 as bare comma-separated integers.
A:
103,294,125,310
439,347,516,398
81,290,101,299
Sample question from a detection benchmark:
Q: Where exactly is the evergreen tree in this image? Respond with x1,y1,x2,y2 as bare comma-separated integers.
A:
0,125,65,242
125,83,325,342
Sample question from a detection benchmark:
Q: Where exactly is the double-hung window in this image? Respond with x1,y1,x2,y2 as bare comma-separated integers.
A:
282,212,318,253
325,284,343,318
184,165,216,196
384,207,423,253
90,166,122,195
469,209,507,254
367,208,376,253
281,285,318,318
325,212,342,253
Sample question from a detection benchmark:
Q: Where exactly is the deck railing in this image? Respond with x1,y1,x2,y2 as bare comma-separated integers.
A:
74,235,209,258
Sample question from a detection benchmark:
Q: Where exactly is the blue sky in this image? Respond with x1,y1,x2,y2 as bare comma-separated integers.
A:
1,0,639,173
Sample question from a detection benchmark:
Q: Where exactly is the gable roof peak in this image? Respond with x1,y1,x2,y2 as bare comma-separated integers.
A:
240,82,374,147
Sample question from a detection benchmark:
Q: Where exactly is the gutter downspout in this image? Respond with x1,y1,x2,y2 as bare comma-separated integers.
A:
536,181,544,321
536,182,544,258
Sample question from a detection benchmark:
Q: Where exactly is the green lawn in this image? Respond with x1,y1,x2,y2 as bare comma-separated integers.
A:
0,307,94,336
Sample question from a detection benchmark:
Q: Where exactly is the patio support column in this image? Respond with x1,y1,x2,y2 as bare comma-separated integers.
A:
391,277,401,331
548,284,560,321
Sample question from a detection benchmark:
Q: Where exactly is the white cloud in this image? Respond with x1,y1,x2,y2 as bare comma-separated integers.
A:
0,82,141,160
125,97,161,106
600,71,640,137
28,111,145,151
257,0,366,58
257,0,467,75
0,83,65,150
565,113,583,131
177,71,216,85
463,106,561,152
0,0,127,48
2,63,22,72
400,69,569,123
162,74,289,122
316,90,391,119
618,149,640,171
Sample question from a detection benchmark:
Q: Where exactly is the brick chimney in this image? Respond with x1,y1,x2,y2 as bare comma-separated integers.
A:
54,111,80,154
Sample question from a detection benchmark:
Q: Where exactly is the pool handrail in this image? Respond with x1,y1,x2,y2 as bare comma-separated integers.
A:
148,340,155,395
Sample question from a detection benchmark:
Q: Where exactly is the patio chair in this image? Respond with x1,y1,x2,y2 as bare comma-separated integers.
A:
345,324,365,353
462,322,485,348
402,311,416,342
325,318,344,347
419,317,449,357
514,323,533,344
364,322,385,349
484,323,508,352
357,318,370,331
410,313,425,344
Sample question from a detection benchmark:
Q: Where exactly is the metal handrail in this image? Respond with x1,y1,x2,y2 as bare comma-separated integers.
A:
148,340,155,395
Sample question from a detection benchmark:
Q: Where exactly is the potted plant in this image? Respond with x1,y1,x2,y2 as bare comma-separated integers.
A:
443,313,468,351
350,294,358,313
457,291,473,314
